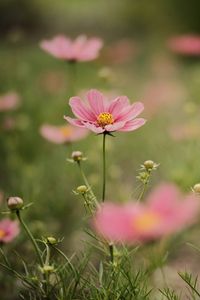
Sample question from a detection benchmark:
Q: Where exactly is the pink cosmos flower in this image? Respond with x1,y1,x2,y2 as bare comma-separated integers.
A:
40,35,103,62
40,124,89,144
0,219,20,243
93,183,200,243
64,89,146,133
0,92,20,112
167,35,200,56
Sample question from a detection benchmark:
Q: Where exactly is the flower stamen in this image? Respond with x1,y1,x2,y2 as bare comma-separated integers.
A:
60,127,72,137
97,112,114,127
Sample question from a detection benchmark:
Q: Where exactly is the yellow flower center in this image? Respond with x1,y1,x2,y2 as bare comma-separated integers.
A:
134,212,160,233
0,229,6,238
60,126,73,137
97,112,114,127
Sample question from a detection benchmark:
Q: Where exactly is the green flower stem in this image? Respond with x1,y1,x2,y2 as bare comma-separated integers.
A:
77,161,98,206
52,246,76,276
16,210,43,267
109,243,114,264
138,170,151,201
101,133,114,263
102,133,106,202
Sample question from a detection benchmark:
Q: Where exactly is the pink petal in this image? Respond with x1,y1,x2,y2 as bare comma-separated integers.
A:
69,96,96,121
83,122,104,133
40,35,72,60
64,116,85,127
119,118,146,132
0,219,20,243
115,102,144,122
40,124,66,144
108,96,129,117
105,121,126,132
87,89,106,115
78,38,103,61
40,124,89,144
93,203,139,242
147,184,180,211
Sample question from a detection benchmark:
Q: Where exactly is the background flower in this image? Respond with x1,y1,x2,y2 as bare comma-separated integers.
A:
93,183,200,243
0,219,20,243
0,92,20,112
40,35,103,62
40,124,89,144
167,35,200,56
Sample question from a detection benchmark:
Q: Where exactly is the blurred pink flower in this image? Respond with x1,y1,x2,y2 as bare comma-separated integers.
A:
64,89,146,133
104,39,137,64
141,80,184,117
93,183,200,243
2,117,16,131
40,35,103,62
40,124,89,144
0,219,20,243
0,92,20,112
167,35,200,56
169,123,200,141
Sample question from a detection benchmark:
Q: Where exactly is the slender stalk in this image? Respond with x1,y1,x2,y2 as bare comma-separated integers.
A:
102,133,106,202
138,170,151,201
101,133,114,263
77,161,98,206
52,246,76,275
16,210,43,266
138,182,148,201
109,243,114,264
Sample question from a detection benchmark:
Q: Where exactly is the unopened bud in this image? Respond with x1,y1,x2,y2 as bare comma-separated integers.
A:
143,160,155,170
7,197,24,210
46,237,57,245
193,183,200,194
71,151,83,162
76,185,88,194
39,265,55,274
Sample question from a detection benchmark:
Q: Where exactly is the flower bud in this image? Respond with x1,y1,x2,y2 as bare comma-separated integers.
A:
7,196,24,210
76,185,88,194
143,160,155,170
193,183,200,194
71,151,83,162
39,265,55,274
46,236,57,245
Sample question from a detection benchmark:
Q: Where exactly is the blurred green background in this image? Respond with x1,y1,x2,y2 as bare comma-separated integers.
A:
1,0,200,298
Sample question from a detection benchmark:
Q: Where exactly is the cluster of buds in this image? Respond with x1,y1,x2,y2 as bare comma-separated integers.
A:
137,160,159,184
67,151,87,163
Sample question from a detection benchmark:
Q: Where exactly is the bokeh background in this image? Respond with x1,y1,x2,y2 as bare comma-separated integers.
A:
1,0,200,298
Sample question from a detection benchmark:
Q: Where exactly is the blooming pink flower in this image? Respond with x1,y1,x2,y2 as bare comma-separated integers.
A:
93,183,200,243
64,89,146,133
0,92,20,112
40,124,89,144
0,219,20,243
40,35,103,62
167,35,200,56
